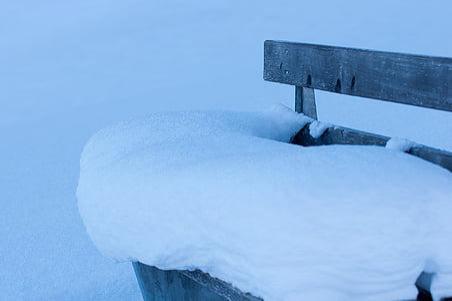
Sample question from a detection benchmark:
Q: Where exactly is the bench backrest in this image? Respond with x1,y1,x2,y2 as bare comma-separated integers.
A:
264,40,452,112
263,40,452,172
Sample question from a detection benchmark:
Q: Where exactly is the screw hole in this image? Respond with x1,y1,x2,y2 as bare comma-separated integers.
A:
351,76,356,90
335,79,341,92
307,74,312,86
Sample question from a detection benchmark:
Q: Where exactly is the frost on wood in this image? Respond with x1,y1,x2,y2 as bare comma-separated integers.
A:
77,107,452,301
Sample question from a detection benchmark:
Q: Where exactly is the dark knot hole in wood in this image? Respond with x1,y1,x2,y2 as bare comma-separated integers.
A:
306,74,312,86
335,78,342,92
351,76,356,90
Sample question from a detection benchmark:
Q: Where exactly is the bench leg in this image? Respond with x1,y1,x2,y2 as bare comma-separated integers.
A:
295,86,317,119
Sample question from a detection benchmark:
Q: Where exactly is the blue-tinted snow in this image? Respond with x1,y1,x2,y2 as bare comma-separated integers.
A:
1,0,451,300
78,108,452,301
385,137,417,152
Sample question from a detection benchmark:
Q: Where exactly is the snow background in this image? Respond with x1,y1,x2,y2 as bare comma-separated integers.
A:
1,0,451,300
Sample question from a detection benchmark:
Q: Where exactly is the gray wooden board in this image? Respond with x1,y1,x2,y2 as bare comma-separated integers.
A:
264,40,452,112
133,262,262,301
295,86,317,119
291,123,452,172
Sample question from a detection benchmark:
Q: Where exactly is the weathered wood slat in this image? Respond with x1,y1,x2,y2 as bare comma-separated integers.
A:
291,123,452,172
408,145,452,172
133,262,262,301
264,40,452,112
291,124,388,147
295,86,317,119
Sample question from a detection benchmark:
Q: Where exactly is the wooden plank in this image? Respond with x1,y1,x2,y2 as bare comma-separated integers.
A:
291,123,452,172
295,86,317,119
132,262,262,301
264,40,452,112
409,145,452,172
291,124,389,147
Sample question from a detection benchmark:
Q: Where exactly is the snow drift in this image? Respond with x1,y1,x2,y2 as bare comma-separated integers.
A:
77,106,452,300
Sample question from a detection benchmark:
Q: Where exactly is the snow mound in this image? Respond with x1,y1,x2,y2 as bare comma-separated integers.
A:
309,120,332,138
386,137,416,152
77,107,452,301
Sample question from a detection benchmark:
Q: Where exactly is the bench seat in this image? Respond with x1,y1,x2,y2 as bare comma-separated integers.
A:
77,108,452,301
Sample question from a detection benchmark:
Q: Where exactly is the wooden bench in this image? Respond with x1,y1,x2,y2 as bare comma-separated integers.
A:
133,41,452,301
264,40,452,172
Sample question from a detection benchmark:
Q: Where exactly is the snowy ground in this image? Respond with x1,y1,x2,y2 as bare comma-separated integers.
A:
1,0,451,300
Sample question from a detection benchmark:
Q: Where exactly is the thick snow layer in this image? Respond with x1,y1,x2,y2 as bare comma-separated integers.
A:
2,1,452,300
77,108,452,301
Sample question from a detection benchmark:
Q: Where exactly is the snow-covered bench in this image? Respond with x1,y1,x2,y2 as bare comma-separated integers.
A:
264,40,452,173
77,41,452,301
264,41,452,301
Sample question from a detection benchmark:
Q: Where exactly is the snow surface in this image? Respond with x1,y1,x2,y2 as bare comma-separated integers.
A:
386,137,416,152
2,1,452,300
309,120,332,138
78,108,452,301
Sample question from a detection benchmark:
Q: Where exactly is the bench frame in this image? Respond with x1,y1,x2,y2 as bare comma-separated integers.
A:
265,40,452,172
133,41,452,301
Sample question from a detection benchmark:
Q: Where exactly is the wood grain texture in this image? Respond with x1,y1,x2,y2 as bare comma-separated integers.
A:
295,86,317,119
133,262,262,301
264,40,452,112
